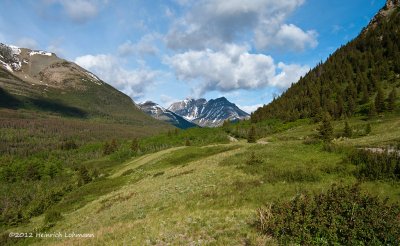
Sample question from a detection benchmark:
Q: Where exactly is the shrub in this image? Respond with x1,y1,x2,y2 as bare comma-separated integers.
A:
256,183,400,245
348,149,400,180
60,139,78,150
44,210,63,226
246,152,263,165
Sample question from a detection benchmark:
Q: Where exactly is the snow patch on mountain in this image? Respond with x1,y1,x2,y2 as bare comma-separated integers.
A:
29,51,52,56
168,97,250,127
138,101,197,129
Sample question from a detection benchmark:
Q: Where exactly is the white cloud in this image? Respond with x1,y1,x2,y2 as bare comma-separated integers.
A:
46,38,65,57
43,0,106,23
117,34,160,57
75,54,160,99
271,62,310,88
16,37,38,49
160,94,179,108
238,104,264,114
165,44,309,96
166,0,317,52
255,24,318,51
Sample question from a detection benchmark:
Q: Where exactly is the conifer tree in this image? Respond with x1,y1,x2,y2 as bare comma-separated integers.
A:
131,138,140,152
365,123,372,135
343,121,352,138
78,166,91,185
375,85,385,112
388,87,397,111
318,113,334,142
368,101,377,118
247,125,257,143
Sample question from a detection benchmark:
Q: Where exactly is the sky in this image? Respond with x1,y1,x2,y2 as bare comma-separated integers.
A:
0,0,385,113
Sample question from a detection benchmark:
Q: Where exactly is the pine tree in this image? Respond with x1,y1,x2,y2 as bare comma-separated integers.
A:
361,83,369,104
318,113,334,142
78,166,91,185
388,87,397,111
103,142,111,155
368,101,377,118
110,139,118,152
247,125,257,143
365,123,372,135
343,121,352,138
131,138,140,152
375,85,385,113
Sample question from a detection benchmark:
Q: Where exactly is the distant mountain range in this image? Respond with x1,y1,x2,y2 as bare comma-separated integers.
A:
0,43,249,129
138,101,197,129
168,97,249,127
0,43,169,130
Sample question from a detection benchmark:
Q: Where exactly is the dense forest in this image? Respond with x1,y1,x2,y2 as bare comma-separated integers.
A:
251,6,400,123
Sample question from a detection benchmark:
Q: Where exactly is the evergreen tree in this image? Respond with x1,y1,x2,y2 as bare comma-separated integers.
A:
185,139,191,146
361,83,370,104
388,87,397,111
375,85,385,113
365,123,372,135
368,101,377,118
131,138,140,152
110,139,118,152
103,142,111,155
78,166,91,185
247,125,257,143
318,113,334,142
343,121,352,138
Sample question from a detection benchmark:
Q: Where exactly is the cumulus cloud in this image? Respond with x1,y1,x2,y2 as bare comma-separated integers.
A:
238,104,264,114
117,33,160,57
165,44,309,96
75,54,160,99
16,37,38,49
166,0,317,52
43,0,106,23
256,24,318,51
160,94,179,107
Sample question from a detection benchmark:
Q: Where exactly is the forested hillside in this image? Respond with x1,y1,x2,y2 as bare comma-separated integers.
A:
252,2,400,122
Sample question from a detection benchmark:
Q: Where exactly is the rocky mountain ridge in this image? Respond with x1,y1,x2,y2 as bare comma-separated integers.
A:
138,101,197,129
168,97,249,127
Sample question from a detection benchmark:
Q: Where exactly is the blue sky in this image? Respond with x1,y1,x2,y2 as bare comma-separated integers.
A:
0,0,384,112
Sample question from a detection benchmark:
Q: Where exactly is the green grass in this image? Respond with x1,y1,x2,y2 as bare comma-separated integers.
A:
2,114,400,245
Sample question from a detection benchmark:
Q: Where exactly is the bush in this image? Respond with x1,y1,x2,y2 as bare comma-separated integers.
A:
60,139,78,150
246,152,263,165
257,183,400,245
44,210,63,226
349,149,400,180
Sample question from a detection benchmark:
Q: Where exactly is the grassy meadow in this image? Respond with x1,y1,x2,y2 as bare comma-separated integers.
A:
2,112,399,245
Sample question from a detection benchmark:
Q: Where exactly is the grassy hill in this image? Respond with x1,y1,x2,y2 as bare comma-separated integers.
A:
2,114,399,245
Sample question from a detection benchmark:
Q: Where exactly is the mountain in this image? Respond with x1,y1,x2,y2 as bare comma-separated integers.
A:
168,97,250,127
138,101,197,129
0,43,168,129
251,0,400,123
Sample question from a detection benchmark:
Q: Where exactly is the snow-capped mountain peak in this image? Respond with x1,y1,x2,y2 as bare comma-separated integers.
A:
168,97,249,127
138,101,197,129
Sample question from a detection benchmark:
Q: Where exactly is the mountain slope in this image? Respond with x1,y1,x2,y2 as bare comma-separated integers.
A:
168,97,249,127
252,0,400,123
0,43,168,127
138,101,198,129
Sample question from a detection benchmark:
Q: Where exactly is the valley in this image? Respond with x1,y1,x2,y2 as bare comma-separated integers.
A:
1,0,400,245
2,114,400,245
